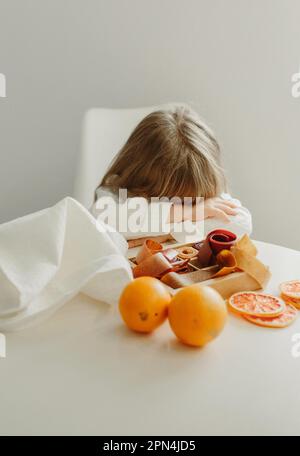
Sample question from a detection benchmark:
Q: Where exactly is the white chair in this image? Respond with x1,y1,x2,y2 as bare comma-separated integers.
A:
73,104,179,209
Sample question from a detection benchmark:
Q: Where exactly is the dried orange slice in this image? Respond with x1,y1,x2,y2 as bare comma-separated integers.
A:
280,280,300,297
280,280,300,309
243,303,298,328
228,292,285,317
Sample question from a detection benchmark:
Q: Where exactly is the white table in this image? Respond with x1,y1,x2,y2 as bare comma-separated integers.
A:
1,241,300,436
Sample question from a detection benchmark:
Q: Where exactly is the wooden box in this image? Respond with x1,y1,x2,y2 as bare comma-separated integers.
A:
128,239,268,299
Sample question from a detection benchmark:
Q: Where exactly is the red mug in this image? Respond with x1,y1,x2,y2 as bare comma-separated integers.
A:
207,229,237,255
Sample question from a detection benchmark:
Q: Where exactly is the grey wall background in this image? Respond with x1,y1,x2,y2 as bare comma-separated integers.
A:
0,0,299,249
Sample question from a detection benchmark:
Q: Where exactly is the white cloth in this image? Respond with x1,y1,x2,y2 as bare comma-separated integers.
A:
0,197,132,331
92,188,252,243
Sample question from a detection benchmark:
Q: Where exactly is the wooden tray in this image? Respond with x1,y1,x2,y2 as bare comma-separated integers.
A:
128,239,263,299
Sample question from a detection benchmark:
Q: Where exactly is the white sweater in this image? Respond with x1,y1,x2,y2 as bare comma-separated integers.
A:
91,187,252,243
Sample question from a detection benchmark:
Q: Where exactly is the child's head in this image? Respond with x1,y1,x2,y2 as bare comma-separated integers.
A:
99,104,226,201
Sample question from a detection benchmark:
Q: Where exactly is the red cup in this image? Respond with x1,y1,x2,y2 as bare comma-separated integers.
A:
207,229,237,255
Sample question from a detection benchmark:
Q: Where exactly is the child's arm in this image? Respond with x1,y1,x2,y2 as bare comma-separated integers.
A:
168,195,252,243
91,190,251,241
91,193,173,240
168,197,238,223
202,193,252,237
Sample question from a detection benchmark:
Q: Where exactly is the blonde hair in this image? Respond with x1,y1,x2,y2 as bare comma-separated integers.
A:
97,105,226,201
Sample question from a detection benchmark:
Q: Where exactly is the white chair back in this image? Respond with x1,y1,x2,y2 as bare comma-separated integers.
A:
74,104,178,208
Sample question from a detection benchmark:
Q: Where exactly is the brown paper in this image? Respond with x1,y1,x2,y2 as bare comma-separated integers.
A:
231,246,271,288
161,266,220,289
161,272,191,289
135,239,163,264
133,252,171,278
183,266,220,283
200,272,261,299
235,234,258,257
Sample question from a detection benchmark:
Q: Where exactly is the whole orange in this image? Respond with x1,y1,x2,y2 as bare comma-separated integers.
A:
168,285,227,347
119,277,171,333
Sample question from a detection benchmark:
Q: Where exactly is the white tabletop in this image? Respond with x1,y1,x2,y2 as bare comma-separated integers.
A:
1,240,300,436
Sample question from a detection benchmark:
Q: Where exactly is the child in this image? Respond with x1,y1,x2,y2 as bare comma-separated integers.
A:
92,105,251,243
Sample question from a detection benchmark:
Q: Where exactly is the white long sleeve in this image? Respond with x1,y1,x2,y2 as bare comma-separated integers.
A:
91,188,172,240
204,193,252,237
169,193,252,244
91,188,252,242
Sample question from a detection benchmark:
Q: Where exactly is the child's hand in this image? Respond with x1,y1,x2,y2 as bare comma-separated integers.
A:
168,198,238,223
203,197,238,222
